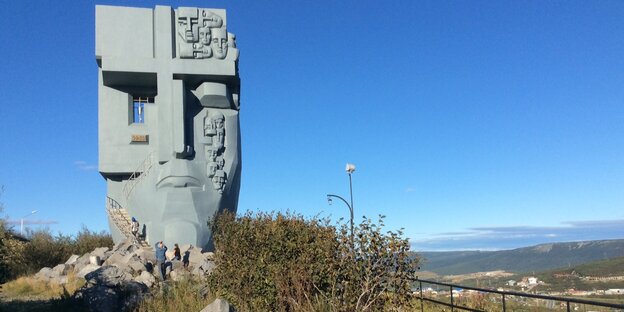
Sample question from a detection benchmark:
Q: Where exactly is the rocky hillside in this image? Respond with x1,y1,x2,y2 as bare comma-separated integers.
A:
32,239,226,312
419,239,624,275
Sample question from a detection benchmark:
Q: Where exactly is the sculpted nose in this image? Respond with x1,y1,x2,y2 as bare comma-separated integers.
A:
158,79,190,162
172,80,192,159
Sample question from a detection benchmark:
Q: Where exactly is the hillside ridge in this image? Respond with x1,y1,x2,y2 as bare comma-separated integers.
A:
419,239,624,275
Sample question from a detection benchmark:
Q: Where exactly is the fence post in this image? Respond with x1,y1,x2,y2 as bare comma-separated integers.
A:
566,301,570,312
450,285,454,312
502,293,506,312
420,281,424,312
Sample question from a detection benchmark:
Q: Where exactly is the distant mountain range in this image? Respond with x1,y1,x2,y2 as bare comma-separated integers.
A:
418,239,624,275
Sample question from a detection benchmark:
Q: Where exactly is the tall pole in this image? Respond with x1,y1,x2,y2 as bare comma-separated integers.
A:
20,210,38,236
348,171,354,245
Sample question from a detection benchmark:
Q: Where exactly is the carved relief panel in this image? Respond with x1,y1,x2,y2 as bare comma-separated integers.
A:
204,111,227,193
177,7,236,60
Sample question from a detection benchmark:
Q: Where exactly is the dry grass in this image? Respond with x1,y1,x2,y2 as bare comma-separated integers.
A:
136,278,216,312
1,272,85,300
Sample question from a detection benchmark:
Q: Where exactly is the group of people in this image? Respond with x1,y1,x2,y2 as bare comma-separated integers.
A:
154,241,182,280
131,216,183,281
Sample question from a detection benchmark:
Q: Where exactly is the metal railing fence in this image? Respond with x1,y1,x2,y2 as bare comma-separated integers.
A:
415,278,624,312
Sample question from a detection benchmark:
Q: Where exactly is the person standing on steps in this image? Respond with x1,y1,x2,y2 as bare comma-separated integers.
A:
131,217,139,240
154,241,168,280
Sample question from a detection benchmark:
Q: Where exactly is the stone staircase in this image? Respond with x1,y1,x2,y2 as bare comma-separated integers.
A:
106,196,149,247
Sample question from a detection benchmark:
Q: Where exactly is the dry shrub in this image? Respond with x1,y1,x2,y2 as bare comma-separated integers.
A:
136,278,216,312
208,211,419,312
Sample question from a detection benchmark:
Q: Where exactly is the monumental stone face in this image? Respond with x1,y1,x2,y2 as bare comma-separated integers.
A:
96,5,241,250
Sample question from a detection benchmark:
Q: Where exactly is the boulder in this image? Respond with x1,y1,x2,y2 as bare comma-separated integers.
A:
74,271,148,312
77,264,101,278
90,255,102,266
134,247,156,264
192,260,216,276
134,270,155,288
113,239,139,255
127,259,147,274
103,250,114,261
85,266,132,287
171,259,185,271
200,298,235,312
119,281,149,311
103,252,125,266
187,248,205,266
169,270,179,281
51,264,71,277
74,253,92,273
35,267,53,280
65,254,80,266
74,285,120,312
91,247,109,258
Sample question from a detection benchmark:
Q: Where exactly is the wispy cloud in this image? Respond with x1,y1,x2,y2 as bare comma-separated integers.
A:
74,160,97,171
412,219,624,251
405,187,415,193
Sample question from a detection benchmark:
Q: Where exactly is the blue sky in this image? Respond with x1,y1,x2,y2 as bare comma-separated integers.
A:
0,1,623,251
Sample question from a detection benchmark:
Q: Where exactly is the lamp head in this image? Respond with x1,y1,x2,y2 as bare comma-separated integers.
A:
345,163,356,174
327,196,332,205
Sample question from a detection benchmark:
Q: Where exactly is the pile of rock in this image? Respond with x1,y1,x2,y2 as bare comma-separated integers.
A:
34,239,221,311
35,240,215,287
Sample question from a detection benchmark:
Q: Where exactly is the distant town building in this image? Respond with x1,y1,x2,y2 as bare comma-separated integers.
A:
605,289,624,295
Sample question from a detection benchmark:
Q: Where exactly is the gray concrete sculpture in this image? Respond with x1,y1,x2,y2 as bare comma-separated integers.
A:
96,5,241,250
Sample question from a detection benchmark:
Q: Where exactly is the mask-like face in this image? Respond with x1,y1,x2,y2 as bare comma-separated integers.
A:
206,147,218,162
213,115,224,129
212,171,226,193
211,28,228,59
177,8,199,43
198,27,211,46
200,9,223,28
99,6,241,252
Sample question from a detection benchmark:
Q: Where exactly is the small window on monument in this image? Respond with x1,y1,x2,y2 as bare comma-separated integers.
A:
132,97,154,124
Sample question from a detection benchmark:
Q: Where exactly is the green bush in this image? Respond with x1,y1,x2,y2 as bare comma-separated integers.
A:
73,226,114,256
0,186,113,282
208,211,419,312
18,228,113,276
208,211,338,311
21,231,74,274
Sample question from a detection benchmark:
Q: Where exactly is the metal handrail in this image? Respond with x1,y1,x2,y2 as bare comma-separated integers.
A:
105,196,132,228
105,196,148,247
415,278,624,311
122,152,154,200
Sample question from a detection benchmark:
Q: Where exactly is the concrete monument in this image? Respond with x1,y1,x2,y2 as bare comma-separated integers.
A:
96,5,241,250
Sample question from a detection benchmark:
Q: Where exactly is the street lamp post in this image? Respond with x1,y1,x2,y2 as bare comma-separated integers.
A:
327,163,356,245
20,210,38,236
